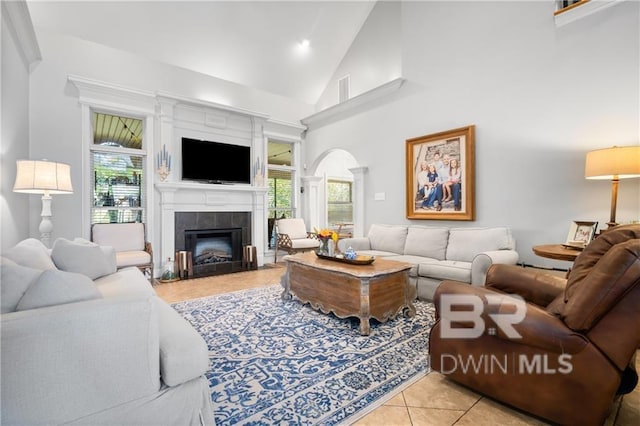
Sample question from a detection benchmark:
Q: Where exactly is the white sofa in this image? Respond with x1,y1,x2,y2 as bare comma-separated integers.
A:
338,224,519,301
1,238,214,425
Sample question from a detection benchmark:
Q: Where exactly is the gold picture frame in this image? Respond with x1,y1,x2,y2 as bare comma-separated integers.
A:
406,125,475,220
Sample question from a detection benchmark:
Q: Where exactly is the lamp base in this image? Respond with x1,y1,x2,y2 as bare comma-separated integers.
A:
39,194,53,248
39,218,53,248
608,179,619,229
597,222,619,237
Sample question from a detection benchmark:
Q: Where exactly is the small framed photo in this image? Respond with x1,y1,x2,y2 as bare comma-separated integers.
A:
565,221,598,248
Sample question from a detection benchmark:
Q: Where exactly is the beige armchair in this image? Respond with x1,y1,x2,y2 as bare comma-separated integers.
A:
91,223,153,279
274,218,320,261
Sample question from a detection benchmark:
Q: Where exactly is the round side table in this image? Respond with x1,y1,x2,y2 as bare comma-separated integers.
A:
532,244,582,262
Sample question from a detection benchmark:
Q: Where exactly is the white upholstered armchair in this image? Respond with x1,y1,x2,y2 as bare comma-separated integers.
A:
274,218,320,261
91,223,153,278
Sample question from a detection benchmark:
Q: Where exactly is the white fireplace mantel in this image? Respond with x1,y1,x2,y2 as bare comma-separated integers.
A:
156,181,267,195
155,182,268,266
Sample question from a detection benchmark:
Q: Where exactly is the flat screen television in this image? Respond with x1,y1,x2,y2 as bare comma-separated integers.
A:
181,137,251,184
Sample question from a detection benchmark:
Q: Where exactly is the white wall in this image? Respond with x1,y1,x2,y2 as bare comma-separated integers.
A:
304,1,640,268
1,3,32,251
24,28,314,241
316,1,402,111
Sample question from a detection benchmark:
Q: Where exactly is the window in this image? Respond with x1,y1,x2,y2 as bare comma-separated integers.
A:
267,140,295,247
554,0,621,26
339,75,351,103
327,179,353,226
555,0,588,15
268,169,293,218
90,112,146,224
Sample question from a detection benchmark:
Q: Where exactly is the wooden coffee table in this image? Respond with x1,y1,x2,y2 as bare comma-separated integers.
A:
281,252,416,335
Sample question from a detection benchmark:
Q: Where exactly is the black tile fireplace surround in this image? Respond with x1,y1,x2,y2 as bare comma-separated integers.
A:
175,211,251,277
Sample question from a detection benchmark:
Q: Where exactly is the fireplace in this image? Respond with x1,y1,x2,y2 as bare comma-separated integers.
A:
186,228,242,264
175,211,251,277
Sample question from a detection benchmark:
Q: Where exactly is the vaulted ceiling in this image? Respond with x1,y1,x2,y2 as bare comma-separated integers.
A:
26,1,376,105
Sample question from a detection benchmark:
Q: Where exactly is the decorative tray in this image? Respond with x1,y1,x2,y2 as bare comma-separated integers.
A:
315,251,375,265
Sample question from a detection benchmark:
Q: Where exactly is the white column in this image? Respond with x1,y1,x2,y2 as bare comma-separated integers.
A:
349,166,368,237
251,117,267,186
158,187,177,273
156,97,177,183
251,118,267,264
252,189,268,265
155,98,178,275
301,176,323,231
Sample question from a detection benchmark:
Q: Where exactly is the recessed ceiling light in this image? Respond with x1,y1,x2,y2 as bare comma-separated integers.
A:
294,39,311,56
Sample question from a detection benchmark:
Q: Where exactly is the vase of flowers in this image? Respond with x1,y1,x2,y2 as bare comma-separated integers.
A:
315,228,338,256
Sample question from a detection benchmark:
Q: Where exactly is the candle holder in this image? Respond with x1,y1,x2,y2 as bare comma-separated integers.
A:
253,157,265,186
157,144,171,181
157,164,170,181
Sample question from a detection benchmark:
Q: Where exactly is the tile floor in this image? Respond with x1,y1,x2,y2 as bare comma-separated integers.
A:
154,264,640,426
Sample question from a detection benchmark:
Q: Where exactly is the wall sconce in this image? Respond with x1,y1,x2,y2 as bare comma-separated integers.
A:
585,145,640,228
157,144,171,181
253,156,265,186
13,159,74,247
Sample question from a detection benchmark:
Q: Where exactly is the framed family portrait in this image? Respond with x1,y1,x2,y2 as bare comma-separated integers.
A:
564,221,598,248
406,125,475,220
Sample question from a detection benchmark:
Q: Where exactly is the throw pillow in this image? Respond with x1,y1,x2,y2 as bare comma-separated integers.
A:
73,237,118,266
277,219,309,240
404,226,449,260
16,269,101,311
446,227,514,262
367,224,408,254
1,264,43,313
3,238,57,270
0,256,18,266
51,238,117,280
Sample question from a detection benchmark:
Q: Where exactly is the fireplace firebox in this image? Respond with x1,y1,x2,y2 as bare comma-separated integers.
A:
175,211,251,278
186,228,242,265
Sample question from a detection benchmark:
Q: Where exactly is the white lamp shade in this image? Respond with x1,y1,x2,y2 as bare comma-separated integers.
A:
585,146,640,180
13,160,73,194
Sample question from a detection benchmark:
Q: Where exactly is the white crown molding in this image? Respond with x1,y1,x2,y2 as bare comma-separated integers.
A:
301,77,405,130
67,75,272,121
266,117,307,131
155,91,270,120
555,0,626,27
67,75,156,114
68,75,155,99
2,0,42,71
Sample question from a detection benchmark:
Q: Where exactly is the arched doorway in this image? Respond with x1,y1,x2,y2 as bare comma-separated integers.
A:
308,149,363,237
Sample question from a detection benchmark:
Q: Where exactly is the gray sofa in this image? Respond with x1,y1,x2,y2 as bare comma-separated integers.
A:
1,238,214,425
338,224,519,301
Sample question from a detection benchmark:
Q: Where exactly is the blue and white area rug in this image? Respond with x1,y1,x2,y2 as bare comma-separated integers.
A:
172,285,436,425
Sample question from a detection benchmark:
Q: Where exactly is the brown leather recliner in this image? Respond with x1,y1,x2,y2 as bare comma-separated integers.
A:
429,224,640,425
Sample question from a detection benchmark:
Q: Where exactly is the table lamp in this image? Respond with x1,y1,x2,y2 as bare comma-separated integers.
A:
585,145,640,228
13,159,74,247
